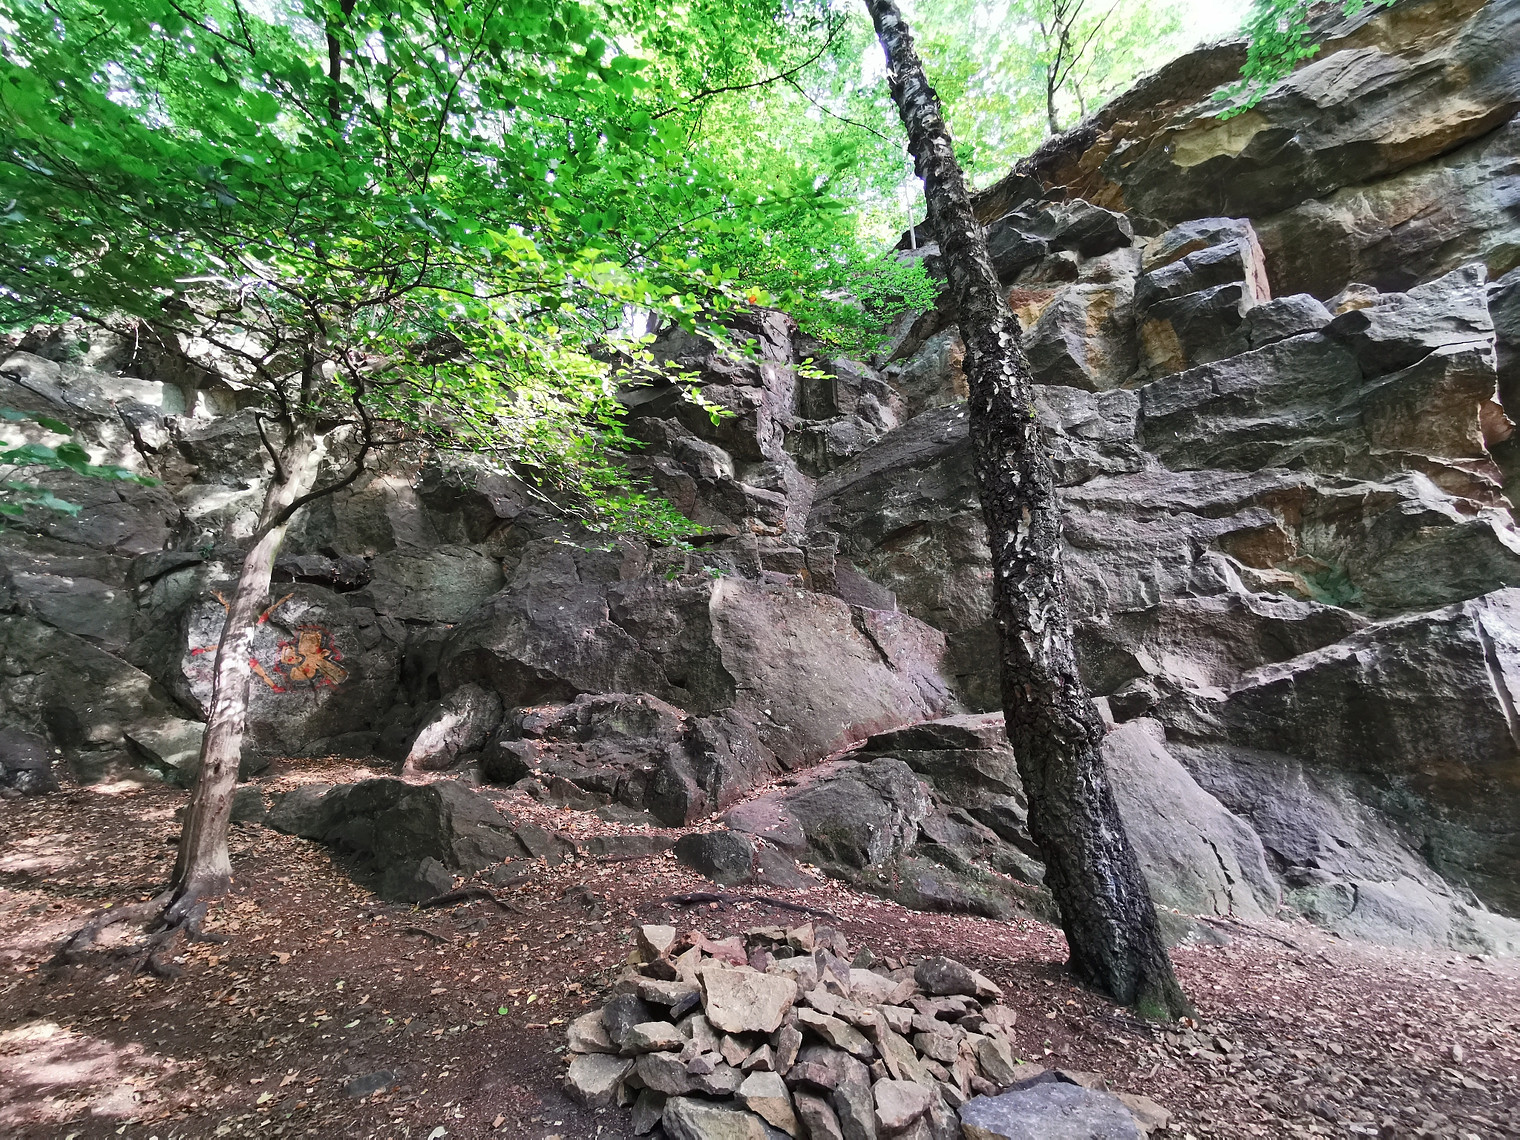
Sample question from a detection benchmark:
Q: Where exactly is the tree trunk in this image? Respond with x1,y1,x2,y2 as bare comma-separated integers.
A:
168,422,323,919
863,0,1191,1018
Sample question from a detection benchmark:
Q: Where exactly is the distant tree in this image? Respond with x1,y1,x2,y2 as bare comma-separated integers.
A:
862,0,1192,1018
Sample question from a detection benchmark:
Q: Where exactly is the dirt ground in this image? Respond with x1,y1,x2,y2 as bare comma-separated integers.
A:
2,761,1518,1140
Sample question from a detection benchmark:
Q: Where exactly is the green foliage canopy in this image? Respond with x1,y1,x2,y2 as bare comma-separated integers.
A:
0,0,922,535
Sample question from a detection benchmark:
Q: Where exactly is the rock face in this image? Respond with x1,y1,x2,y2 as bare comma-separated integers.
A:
5,0,1520,957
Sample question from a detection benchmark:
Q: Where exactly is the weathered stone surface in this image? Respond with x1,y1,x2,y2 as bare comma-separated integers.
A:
794,1091,846,1140
0,613,209,784
701,965,798,1034
959,1080,1142,1139
872,1078,932,1133
139,580,402,771
726,758,933,874
663,1097,778,1140
483,692,769,826
796,1008,873,1059
1103,719,1279,919
674,829,759,886
268,777,522,898
1164,588,1520,919
1256,117,1520,299
740,1070,800,1136
564,1053,633,1108
912,957,1000,1000
402,682,502,771
1024,281,1137,391
622,1021,687,1055
443,556,952,775
357,543,504,624
377,856,452,904
0,727,57,795
568,1010,617,1055
1099,0,1520,226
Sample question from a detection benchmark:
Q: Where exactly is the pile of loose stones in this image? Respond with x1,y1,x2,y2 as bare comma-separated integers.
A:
562,920,1048,1139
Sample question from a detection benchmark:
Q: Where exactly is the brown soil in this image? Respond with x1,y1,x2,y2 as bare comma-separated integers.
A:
2,761,1517,1140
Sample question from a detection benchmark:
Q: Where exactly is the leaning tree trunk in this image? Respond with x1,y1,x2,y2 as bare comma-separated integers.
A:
863,0,1190,1018
167,423,324,922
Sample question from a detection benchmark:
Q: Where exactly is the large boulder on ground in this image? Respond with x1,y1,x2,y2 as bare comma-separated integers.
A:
135,580,403,769
267,777,524,899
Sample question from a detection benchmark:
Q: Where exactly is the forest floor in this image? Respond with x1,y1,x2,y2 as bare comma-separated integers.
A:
1,761,1518,1140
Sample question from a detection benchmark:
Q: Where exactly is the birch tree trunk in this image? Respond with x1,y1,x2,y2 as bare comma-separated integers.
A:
167,422,324,921
863,0,1191,1018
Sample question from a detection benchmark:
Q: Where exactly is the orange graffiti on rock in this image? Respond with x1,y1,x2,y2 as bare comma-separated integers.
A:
277,625,349,687
188,592,349,695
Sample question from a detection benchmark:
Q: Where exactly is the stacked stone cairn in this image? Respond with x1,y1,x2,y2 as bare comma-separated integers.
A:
563,922,1155,1139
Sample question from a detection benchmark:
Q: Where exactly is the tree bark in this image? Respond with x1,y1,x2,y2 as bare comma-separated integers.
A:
167,422,323,921
863,0,1191,1018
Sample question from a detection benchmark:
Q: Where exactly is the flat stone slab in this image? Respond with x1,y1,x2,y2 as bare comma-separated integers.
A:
960,1081,1142,1139
701,964,798,1034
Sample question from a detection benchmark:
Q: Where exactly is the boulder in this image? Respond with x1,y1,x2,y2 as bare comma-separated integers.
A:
442,546,953,773
402,683,502,771
270,777,523,898
912,957,1001,1000
674,830,761,887
140,581,403,770
0,727,57,794
732,759,933,872
872,1078,931,1133
959,1080,1142,1139
483,692,773,826
0,613,208,784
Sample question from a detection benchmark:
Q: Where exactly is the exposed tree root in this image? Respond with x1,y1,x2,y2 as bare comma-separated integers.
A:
419,886,527,914
662,891,845,923
52,890,175,967
401,926,454,943
52,885,231,979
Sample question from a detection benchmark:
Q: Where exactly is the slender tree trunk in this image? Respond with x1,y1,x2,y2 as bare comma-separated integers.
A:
863,0,1191,1018
167,422,323,920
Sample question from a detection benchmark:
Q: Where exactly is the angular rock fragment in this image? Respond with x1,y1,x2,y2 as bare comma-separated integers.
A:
567,1010,617,1054
663,1096,774,1140
740,1069,801,1136
797,1007,874,1059
959,1080,1142,1139
913,956,1000,999
872,1078,933,1133
622,1021,686,1054
564,1054,633,1108
702,964,799,1034
794,1091,847,1140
